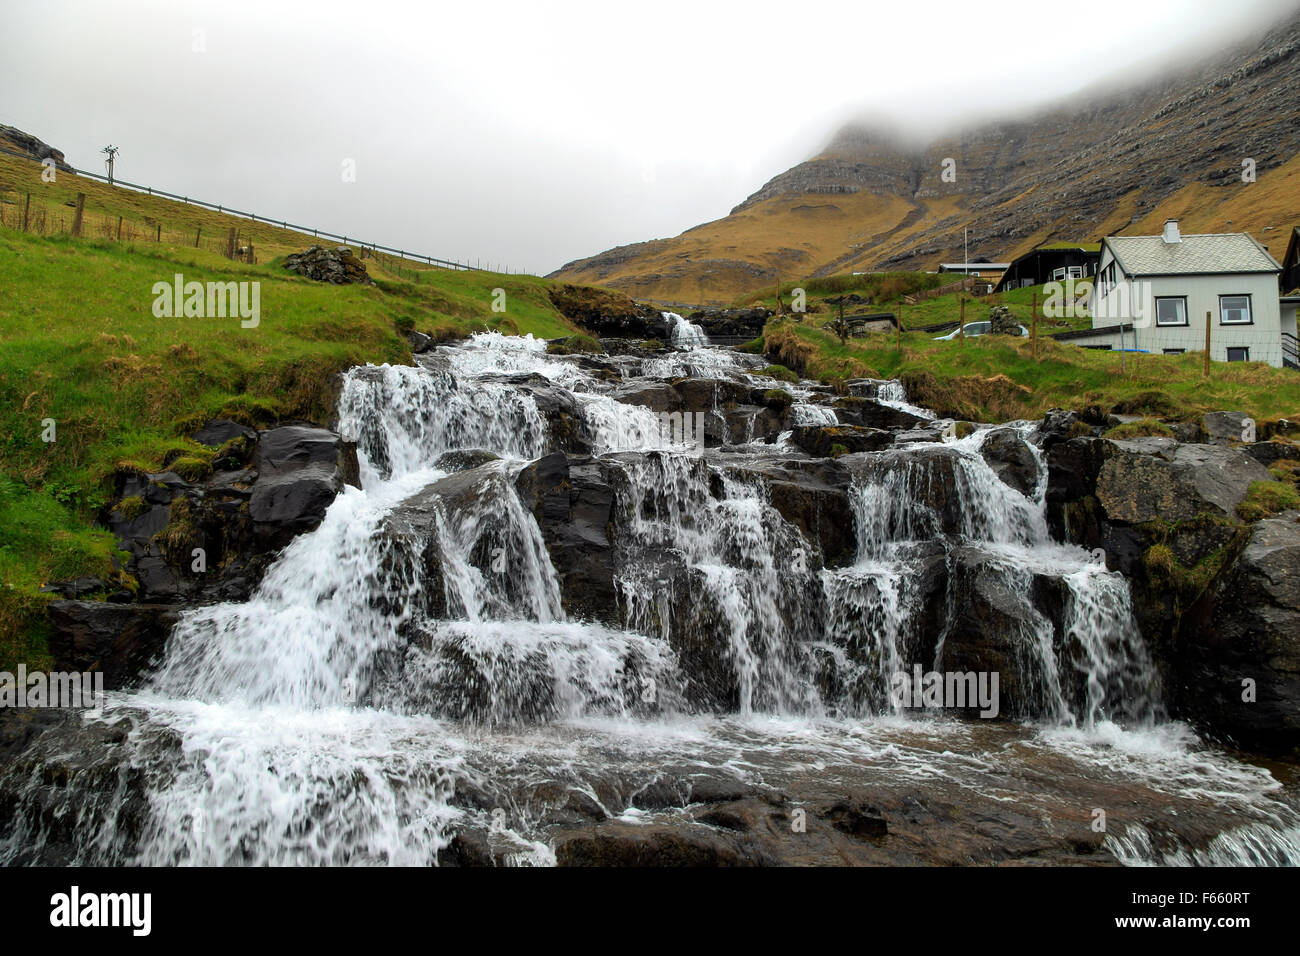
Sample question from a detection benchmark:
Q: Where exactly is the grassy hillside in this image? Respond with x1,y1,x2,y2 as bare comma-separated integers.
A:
0,174,577,669
736,274,1094,335
763,318,1300,425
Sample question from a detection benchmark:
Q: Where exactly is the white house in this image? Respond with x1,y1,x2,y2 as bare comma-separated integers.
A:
1060,221,1293,368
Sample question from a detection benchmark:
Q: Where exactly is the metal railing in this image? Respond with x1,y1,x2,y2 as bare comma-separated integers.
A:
1283,331,1299,369
0,143,524,274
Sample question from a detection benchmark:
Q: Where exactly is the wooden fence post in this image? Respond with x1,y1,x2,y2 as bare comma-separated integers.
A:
156,223,161,242
194,227,201,248
72,193,85,237
1203,311,1212,377
22,192,31,231
116,216,123,240
225,227,236,260
959,298,966,341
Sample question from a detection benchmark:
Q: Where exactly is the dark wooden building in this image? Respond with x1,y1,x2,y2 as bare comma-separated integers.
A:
1282,227,1300,293
993,242,1102,292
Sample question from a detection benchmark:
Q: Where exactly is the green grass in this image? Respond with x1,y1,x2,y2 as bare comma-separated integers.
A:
1237,480,1300,522
763,318,1300,424
1103,419,1176,439
0,222,578,670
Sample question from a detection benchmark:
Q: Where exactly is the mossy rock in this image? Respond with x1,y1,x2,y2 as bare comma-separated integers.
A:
171,456,214,482
1103,419,1175,440
762,389,794,411
117,495,150,521
546,333,603,355
758,364,800,384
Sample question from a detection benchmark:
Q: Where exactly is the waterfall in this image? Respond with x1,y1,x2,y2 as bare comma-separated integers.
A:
665,311,709,347
2,332,1294,868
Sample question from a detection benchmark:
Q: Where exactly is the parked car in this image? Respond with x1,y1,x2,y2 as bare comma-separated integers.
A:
933,320,1028,340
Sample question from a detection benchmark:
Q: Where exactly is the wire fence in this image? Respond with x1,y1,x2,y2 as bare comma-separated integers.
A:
0,143,530,275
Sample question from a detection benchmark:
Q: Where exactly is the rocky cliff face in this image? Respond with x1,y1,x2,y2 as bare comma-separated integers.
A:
0,125,74,172
552,12,1300,304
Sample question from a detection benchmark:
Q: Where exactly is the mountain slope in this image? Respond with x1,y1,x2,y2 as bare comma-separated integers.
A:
552,12,1300,305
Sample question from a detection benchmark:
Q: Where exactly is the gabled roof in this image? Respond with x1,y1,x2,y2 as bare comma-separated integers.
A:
1103,232,1281,277
1031,241,1102,253
1284,226,1300,265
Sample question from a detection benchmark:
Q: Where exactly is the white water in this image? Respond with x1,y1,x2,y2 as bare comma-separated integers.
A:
665,310,709,347
3,333,1296,866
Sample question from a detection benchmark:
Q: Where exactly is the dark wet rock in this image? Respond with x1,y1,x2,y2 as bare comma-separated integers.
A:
671,377,754,412
47,602,181,690
190,419,257,448
1040,408,1083,448
408,330,433,354
250,426,359,534
722,404,787,445
508,376,596,455
790,425,894,458
612,382,683,414
824,800,888,838
552,821,775,866
684,307,771,339
435,449,502,472
515,452,619,623
831,396,930,430
102,425,361,611
1176,513,1300,755
937,548,1069,718
979,427,1039,497
723,457,855,567
547,284,670,338
39,577,112,599
1245,440,1300,466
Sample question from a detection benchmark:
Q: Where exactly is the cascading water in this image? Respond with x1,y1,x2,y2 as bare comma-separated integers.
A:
665,311,709,347
2,333,1297,867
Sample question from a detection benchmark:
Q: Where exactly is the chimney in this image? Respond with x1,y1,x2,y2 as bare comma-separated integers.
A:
1162,219,1181,244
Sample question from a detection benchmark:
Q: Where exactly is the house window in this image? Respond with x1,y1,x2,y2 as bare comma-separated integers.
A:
1067,266,1084,279
1155,296,1188,326
1162,348,1185,355
1051,267,1067,282
1219,294,1252,325
1226,347,1250,362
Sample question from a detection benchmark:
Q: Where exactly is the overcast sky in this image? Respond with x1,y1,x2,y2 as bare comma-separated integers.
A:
3,0,1297,274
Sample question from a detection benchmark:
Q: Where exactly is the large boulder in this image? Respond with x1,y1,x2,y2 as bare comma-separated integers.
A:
46,602,181,689
1176,513,1300,755
250,425,361,535
831,397,930,431
979,427,1040,498
104,422,360,606
515,453,619,623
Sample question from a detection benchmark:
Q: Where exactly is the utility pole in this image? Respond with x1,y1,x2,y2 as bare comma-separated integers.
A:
101,145,119,185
